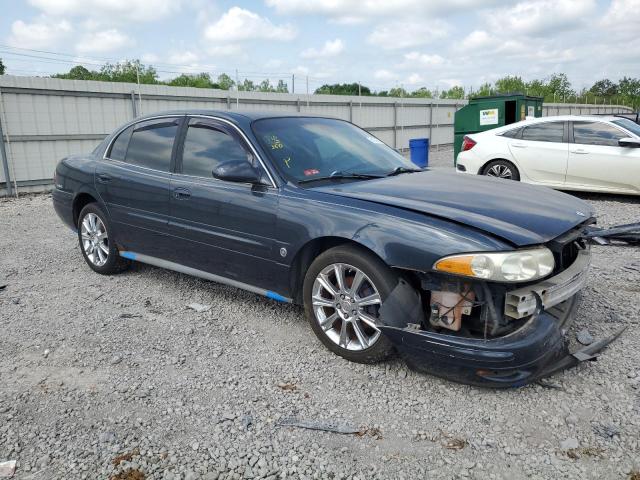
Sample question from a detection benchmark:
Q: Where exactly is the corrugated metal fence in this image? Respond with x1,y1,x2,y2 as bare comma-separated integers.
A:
0,75,633,196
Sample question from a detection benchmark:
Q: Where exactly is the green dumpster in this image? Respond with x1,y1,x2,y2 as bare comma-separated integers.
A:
454,94,543,164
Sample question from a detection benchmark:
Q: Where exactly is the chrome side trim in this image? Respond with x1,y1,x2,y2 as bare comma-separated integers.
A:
118,250,291,303
504,248,591,319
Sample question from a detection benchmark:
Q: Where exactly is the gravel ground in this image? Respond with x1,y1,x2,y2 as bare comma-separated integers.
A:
1,174,639,480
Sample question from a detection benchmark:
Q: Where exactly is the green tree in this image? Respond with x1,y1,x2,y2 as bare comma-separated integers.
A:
239,79,256,91
545,73,574,101
275,79,289,93
589,79,618,98
258,79,274,92
0,58,5,75
440,86,465,99
495,75,526,94
410,87,432,98
475,82,492,97
525,79,547,98
166,73,217,89
315,83,371,95
96,60,158,84
216,73,235,90
53,65,98,80
388,87,408,97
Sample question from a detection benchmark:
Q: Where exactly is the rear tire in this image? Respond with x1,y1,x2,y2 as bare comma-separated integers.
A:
303,244,399,364
482,159,520,181
77,203,130,275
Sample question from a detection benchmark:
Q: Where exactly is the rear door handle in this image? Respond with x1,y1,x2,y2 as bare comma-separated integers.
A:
173,188,191,200
571,149,588,154
97,174,112,183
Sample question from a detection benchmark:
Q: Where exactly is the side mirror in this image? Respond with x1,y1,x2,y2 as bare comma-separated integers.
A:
213,160,263,184
618,137,640,148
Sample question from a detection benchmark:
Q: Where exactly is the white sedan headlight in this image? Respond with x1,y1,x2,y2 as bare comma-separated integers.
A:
433,247,555,282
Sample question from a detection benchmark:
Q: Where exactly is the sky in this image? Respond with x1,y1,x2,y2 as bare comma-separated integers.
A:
0,0,639,93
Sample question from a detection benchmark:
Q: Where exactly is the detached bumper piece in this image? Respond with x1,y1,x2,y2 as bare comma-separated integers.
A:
584,222,640,245
380,317,626,388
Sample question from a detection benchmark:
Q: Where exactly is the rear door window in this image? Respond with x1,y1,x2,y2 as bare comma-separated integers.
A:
521,122,564,143
125,119,179,171
181,124,250,178
573,121,627,147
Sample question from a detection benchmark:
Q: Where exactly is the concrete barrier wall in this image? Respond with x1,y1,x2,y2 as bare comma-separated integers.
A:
0,75,633,196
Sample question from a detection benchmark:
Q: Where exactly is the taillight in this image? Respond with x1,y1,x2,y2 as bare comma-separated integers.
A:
461,136,476,152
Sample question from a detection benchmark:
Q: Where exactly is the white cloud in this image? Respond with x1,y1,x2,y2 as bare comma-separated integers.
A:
141,53,159,63
28,0,181,22
76,29,132,53
406,73,424,85
367,19,449,50
484,0,596,36
205,45,244,57
266,0,501,21
374,69,397,82
403,52,444,67
8,17,72,49
168,50,199,65
601,0,640,37
291,65,309,76
203,7,296,43
301,39,344,58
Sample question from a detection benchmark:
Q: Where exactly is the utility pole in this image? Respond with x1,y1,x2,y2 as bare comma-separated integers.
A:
135,64,142,115
235,69,239,108
358,82,361,97
292,74,295,94
306,75,309,107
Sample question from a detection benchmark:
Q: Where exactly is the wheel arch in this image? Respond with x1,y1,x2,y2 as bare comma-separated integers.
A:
288,236,388,304
72,191,99,227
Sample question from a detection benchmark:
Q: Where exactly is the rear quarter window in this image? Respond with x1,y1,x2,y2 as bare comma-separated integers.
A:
107,126,133,161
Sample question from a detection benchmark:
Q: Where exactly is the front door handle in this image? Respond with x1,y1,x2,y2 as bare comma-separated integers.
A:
571,149,589,154
97,173,112,183
173,188,191,200
511,142,526,148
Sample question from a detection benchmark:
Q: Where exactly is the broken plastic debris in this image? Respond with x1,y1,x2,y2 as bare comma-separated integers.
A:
277,417,361,434
0,460,16,478
186,303,210,313
576,329,594,346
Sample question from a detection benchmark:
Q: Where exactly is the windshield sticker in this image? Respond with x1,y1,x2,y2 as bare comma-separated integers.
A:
283,157,292,168
269,135,284,150
303,168,320,176
366,135,384,144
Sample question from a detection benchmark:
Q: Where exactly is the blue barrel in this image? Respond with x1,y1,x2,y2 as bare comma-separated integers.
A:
409,138,429,168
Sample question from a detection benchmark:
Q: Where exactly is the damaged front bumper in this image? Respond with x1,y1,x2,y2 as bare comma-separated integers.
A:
380,243,627,388
380,311,625,388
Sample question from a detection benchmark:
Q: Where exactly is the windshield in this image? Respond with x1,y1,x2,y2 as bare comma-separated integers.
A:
251,117,418,183
612,118,640,138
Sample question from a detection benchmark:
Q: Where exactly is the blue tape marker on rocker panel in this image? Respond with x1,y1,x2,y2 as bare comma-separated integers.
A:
120,251,137,260
266,291,287,302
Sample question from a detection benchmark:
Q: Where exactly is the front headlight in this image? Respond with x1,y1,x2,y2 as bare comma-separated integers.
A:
433,247,555,282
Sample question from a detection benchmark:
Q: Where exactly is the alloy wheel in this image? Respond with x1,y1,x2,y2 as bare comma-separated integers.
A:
80,213,109,266
311,263,382,351
486,164,513,179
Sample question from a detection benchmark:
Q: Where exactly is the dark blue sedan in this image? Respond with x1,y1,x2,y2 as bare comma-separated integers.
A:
52,110,618,387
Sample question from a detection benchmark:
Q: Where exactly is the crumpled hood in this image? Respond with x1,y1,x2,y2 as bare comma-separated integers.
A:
313,171,594,246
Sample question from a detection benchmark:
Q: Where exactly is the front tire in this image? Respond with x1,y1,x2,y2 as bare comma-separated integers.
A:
482,159,520,181
77,203,130,275
303,245,398,364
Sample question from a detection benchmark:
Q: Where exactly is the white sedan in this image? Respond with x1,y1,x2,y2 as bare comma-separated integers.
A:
455,115,640,195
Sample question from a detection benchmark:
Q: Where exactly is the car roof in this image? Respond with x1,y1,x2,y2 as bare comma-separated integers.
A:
476,114,626,136
132,109,321,124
